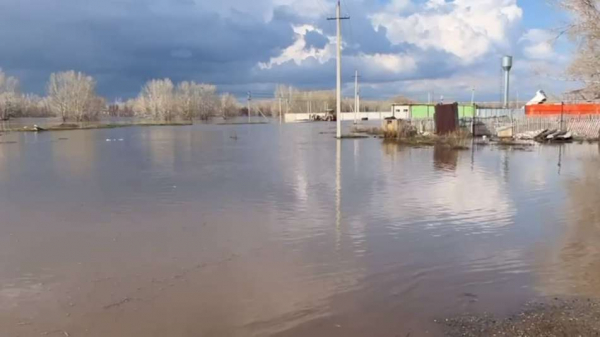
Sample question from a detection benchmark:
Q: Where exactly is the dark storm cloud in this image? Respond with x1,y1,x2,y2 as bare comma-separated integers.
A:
0,0,559,100
0,0,422,99
0,0,295,97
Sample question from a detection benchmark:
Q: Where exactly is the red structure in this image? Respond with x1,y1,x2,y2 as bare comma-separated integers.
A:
434,103,458,135
526,103,600,116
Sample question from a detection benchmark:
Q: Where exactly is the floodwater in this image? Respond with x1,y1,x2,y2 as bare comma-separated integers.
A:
0,122,599,337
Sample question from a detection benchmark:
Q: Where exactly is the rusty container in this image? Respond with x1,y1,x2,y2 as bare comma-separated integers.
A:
434,103,459,135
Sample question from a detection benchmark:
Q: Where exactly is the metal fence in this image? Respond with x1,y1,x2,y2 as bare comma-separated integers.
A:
476,108,525,118
512,115,600,138
473,115,600,139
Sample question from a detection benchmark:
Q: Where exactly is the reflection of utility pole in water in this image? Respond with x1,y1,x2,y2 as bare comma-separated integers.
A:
335,139,342,250
502,150,510,183
560,102,565,132
354,139,359,169
470,138,476,172
558,145,563,175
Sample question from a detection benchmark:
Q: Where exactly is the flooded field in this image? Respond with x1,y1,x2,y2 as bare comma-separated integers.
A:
0,122,599,336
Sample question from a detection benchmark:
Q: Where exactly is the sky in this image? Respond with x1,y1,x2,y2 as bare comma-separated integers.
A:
0,0,578,102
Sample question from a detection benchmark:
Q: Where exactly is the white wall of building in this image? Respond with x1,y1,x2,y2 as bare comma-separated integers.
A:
284,112,397,123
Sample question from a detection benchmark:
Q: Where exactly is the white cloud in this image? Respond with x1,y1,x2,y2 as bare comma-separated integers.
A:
258,25,336,69
356,53,417,75
520,29,556,60
385,0,413,12
260,25,417,76
358,71,501,102
370,0,523,63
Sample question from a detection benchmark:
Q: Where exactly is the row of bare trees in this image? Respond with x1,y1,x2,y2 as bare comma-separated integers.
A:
0,69,243,122
260,85,413,115
124,79,239,121
0,69,103,121
0,69,27,119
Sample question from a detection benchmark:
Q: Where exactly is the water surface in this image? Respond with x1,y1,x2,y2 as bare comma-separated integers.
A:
0,123,599,336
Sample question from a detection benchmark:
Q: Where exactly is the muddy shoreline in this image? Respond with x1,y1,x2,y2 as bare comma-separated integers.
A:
444,297,600,336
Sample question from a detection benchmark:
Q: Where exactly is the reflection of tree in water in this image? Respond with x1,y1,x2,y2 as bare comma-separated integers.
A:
433,145,458,171
381,140,405,159
541,153,600,297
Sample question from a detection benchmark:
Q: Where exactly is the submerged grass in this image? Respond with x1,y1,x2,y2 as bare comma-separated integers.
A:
352,126,384,136
11,121,193,132
384,135,471,150
339,134,370,139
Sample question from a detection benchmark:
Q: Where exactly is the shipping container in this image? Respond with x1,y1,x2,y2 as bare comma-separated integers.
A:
457,105,476,118
434,103,459,135
410,105,435,119
391,104,410,119
409,104,474,119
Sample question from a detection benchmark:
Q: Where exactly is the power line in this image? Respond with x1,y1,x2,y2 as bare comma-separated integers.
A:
314,0,327,17
341,0,356,49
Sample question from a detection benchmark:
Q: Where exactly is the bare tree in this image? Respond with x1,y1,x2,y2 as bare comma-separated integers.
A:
134,79,175,121
560,0,600,95
47,71,100,122
176,81,200,121
18,94,53,117
197,84,218,120
175,82,218,121
220,93,240,118
274,85,336,114
0,69,20,120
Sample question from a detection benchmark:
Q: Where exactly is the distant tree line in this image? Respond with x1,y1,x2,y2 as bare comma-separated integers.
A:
2,68,419,122
255,85,414,115
124,79,240,121
0,69,242,122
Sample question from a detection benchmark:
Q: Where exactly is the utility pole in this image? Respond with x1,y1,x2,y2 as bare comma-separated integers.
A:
353,70,360,125
471,88,475,106
288,86,292,116
279,93,283,124
357,91,360,121
247,91,252,123
328,1,349,138
306,97,310,115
